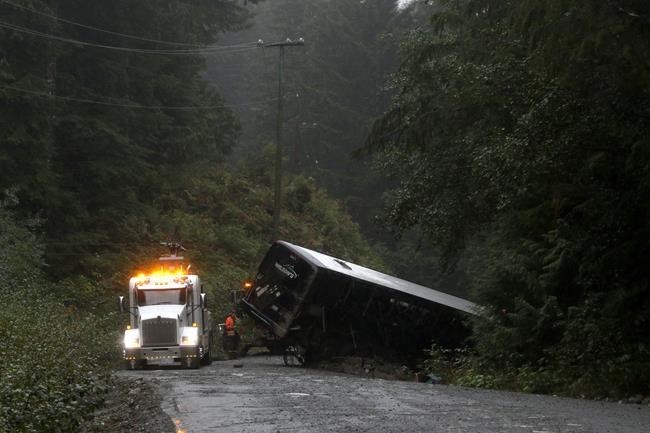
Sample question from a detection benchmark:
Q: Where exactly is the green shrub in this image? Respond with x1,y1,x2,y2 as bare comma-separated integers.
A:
0,208,115,432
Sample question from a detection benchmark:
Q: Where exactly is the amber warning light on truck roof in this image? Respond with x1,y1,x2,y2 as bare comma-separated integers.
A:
132,266,191,279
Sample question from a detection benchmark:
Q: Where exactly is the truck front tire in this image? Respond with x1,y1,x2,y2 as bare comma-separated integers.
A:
186,355,200,369
125,359,146,370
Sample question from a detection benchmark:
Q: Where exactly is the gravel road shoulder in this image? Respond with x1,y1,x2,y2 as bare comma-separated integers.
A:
77,376,175,433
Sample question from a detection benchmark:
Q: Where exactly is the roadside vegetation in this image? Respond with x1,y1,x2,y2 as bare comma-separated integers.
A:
0,207,116,432
372,0,650,399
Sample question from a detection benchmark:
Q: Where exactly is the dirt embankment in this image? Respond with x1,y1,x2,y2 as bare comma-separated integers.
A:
78,377,175,433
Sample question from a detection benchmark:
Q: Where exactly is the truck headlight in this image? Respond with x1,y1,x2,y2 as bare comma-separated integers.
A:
180,327,199,346
123,329,141,349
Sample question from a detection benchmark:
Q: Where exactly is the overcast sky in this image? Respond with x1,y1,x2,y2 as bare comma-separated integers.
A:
397,0,416,9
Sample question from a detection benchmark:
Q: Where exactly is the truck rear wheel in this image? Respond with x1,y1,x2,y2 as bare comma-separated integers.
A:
200,349,212,365
201,334,213,366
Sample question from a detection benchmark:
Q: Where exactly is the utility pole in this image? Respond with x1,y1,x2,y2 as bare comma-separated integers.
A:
261,38,305,242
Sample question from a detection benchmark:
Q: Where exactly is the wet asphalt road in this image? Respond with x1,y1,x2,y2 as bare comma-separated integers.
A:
119,356,650,433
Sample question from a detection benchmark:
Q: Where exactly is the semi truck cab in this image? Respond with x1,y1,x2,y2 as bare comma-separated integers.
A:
120,253,213,369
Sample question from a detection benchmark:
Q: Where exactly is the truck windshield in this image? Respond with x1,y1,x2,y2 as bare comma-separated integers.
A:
137,289,186,306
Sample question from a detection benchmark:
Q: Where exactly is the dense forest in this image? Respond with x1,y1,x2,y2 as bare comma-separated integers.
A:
0,1,381,430
1,0,649,430
370,0,649,397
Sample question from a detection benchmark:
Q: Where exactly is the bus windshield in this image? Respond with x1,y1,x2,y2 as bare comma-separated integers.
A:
137,289,186,306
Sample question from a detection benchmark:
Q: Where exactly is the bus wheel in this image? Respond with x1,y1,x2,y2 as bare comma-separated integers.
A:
283,345,306,367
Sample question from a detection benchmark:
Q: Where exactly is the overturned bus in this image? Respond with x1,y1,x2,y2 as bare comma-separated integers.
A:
239,241,477,364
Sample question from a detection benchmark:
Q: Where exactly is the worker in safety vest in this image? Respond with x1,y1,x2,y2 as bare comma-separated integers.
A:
225,314,236,333
222,311,240,358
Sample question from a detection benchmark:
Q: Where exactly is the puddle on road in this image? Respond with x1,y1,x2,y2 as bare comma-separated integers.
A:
286,392,311,397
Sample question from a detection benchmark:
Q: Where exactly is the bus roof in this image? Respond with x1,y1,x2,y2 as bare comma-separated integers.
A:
278,241,477,315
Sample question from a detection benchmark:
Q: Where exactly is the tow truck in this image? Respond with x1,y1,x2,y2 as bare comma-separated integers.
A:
119,243,213,369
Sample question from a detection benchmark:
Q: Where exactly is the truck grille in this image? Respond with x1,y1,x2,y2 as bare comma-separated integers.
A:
141,317,177,347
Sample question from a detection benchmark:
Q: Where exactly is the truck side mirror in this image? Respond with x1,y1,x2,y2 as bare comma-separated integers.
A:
118,296,126,313
200,292,207,309
231,289,245,304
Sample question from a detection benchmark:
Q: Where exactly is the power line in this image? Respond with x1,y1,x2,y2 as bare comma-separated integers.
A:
1,84,279,110
0,0,210,48
0,20,257,54
0,20,258,55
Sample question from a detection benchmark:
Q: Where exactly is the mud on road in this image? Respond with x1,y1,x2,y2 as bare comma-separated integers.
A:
116,356,650,433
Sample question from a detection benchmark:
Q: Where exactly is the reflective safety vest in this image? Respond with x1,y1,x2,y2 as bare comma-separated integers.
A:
225,315,235,331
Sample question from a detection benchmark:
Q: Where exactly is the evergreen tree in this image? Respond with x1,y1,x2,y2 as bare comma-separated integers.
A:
1,0,248,277
369,0,650,396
